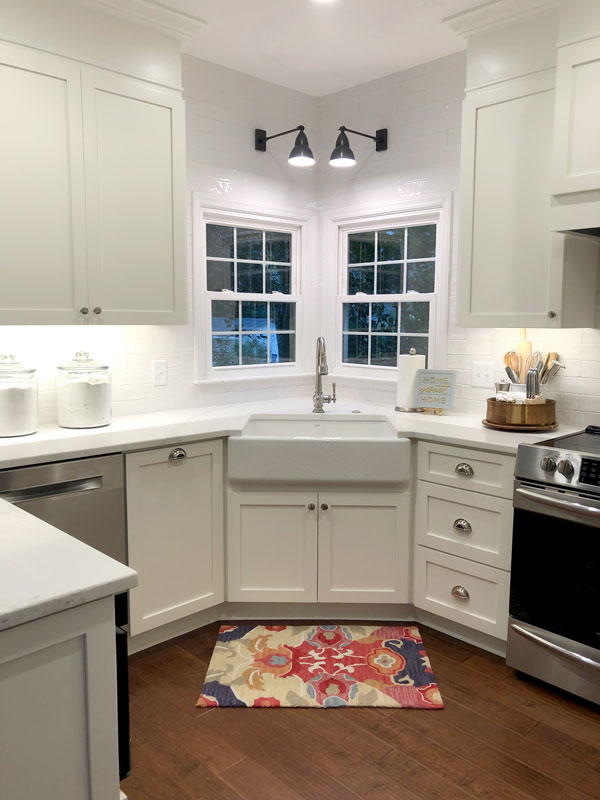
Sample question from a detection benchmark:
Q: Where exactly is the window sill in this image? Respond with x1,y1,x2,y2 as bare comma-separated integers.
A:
193,372,314,389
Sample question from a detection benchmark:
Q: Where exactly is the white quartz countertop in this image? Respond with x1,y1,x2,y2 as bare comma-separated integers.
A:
0,396,577,468
0,500,137,631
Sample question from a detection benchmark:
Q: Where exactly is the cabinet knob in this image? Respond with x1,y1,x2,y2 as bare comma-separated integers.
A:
307,503,316,511
451,585,470,600
453,518,472,534
455,462,474,477
168,447,187,461
93,306,102,315
80,307,89,315
320,503,329,511
547,310,557,319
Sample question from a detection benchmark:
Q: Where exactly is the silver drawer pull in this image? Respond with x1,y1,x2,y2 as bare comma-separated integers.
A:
453,518,472,533
455,462,474,477
451,585,470,600
169,447,187,461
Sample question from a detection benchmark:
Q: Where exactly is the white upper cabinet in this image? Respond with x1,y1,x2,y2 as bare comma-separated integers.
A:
82,70,186,324
451,1,600,328
552,37,600,196
0,44,87,324
0,41,186,325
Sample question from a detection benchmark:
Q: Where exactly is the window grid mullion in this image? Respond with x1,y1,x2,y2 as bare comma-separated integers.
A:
267,301,271,363
233,228,238,294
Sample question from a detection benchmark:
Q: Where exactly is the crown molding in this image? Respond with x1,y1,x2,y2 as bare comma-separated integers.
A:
444,0,558,38
79,0,205,39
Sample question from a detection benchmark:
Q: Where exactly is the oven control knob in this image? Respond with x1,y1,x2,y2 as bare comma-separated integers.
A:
557,459,575,478
540,456,557,472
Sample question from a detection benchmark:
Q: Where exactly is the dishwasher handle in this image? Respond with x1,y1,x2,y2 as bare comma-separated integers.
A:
0,476,103,504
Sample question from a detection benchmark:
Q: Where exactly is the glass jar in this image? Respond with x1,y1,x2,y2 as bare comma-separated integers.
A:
0,354,38,437
57,351,112,429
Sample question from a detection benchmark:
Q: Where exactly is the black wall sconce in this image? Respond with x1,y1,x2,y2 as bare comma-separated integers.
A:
329,126,388,168
254,125,315,167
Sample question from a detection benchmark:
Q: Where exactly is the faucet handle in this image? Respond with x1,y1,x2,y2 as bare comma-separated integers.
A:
332,382,337,403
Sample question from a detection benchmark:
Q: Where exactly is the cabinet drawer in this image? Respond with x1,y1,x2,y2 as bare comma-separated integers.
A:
415,482,513,569
414,547,510,640
418,441,515,499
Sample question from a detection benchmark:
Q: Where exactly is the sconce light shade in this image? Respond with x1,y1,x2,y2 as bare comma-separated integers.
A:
288,129,315,167
255,124,314,167
329,130,356,168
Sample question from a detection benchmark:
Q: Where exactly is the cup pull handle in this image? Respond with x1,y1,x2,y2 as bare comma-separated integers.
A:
453,518,472,533
455,462,474,477
451,585,470,600
169,447,187,461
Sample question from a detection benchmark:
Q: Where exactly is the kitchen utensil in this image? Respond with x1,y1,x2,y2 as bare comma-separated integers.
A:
517,329,532,383
539,351,551,383
525,368,544,404
495,381,511,392
505,365,519,383
525,350,543,374
505,350,522,381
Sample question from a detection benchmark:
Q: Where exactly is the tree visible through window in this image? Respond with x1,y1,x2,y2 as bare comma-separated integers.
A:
206,223,297,367
341,223,436,368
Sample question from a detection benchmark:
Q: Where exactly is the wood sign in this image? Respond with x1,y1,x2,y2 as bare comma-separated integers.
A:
414,369,457,413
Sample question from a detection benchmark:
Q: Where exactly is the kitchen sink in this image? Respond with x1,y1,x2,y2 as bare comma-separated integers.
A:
228,414,410,486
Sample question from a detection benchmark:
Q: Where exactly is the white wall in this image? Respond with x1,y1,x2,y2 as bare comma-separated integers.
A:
3,50,600,426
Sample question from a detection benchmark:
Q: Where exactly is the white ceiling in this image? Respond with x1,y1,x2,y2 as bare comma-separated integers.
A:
164,0,484,97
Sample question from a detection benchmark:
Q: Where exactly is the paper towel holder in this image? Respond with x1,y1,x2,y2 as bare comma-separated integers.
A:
395,348,424,414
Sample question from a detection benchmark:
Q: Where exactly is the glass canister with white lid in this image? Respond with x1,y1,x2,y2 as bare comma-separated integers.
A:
0,354,38,436
57,351,112,428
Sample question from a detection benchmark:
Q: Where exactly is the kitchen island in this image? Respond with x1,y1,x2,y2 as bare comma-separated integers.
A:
0,500,136,800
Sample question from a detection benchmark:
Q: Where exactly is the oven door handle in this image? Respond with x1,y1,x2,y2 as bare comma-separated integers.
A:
515,487,600,519
510,624,600,671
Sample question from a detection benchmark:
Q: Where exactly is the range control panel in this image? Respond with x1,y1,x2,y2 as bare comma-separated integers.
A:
579,458,600,487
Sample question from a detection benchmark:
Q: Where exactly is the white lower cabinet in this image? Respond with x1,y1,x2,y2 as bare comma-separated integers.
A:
126,440,224,635
318,492,410,603
413,547,510,640
0,598,120,800
414,444,515,641
227,490,410,603
227,492,318,602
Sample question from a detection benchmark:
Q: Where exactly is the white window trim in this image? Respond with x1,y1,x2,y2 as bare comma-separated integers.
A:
192,195,317,383
321,193,451,381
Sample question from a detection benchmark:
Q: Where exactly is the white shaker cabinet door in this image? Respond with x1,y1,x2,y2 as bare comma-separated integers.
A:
81,69,186,324
317,492,411,603
0,43,88,324
552,37,600,196
127,441,224,635
457,71,565,328
227,491,318,602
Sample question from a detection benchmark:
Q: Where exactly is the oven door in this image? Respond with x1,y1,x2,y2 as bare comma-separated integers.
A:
511,481,600,651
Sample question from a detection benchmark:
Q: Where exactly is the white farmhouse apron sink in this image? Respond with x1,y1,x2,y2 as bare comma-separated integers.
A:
228,415,410,486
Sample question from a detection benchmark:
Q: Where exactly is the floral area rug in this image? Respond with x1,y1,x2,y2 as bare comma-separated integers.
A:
196,624,443,709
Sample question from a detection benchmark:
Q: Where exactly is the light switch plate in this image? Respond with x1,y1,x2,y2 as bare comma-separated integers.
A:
152,359,168,386
471,360,495,388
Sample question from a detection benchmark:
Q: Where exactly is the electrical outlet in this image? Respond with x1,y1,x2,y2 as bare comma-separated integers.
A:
152,359,168,386
471,360,495,388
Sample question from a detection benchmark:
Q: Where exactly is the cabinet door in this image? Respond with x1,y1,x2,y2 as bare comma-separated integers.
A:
317,492,411,603
127,441,224,635
552,38,600,195
0,43,87,324
457,71,563,328
227,491,318,602
82,69,186,325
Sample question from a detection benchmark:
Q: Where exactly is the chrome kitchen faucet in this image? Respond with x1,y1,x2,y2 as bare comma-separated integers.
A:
313,337,336,413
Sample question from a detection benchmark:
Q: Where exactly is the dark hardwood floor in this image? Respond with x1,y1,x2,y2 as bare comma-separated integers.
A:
121,622,600,800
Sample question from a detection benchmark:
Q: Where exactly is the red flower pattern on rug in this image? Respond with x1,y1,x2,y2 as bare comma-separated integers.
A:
196,624,443,709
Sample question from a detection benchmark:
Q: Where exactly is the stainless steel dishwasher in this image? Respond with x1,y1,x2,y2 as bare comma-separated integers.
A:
0,453,126,564
0,452,131,779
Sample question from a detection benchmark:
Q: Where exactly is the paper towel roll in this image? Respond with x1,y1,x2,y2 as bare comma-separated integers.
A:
395,352,426,411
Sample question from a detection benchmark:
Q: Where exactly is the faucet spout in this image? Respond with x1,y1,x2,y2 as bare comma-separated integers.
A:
313,337,336,413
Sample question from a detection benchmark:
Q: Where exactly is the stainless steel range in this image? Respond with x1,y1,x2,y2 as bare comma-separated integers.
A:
509,426,600,704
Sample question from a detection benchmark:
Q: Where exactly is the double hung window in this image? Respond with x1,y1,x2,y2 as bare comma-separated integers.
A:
205,223,298,370
339,223,437,369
